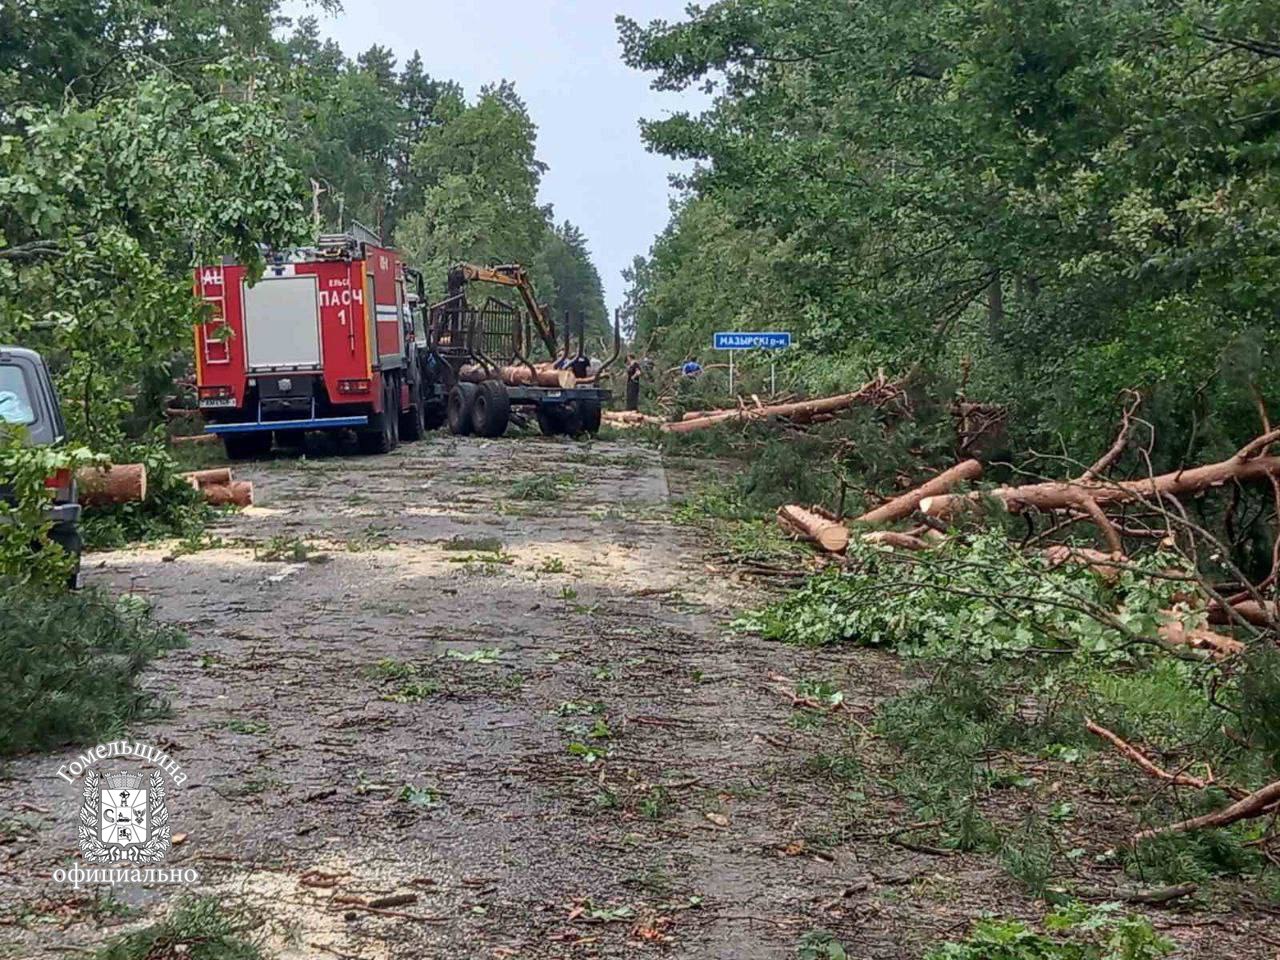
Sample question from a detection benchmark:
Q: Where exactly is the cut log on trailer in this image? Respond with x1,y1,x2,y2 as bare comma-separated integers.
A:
776,505,850,553
183,468,233,487
920,434,1280,520
457,363,575,389
661,377,901,434
201,481,254,507
856,459,983,525
75,463,147,507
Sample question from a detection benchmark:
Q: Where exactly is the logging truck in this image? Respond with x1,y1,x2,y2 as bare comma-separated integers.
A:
418,263,619,438
193,225,430,459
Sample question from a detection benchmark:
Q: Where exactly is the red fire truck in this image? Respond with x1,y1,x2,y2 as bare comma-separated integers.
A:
194,228,431,459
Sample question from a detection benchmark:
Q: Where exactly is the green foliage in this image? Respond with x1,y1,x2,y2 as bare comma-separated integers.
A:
925,905,1172,960
0,580,185,755
0,426,98,586
620,0,1280,460
735,531,1186,654
92,896,263,960
796,930,848,960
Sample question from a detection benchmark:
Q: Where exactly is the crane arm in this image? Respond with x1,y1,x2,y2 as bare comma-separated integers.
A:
447,263,558,359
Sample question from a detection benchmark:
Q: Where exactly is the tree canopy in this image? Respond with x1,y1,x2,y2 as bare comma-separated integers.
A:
620,0,1280,458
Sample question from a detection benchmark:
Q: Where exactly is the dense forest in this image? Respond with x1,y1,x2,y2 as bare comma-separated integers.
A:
621,0,1280,462
0,0,609,449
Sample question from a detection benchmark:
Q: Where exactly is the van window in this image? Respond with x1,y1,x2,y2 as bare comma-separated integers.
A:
0,364,36,425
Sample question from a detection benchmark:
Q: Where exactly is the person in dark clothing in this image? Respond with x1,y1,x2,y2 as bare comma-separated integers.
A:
625,353,642,411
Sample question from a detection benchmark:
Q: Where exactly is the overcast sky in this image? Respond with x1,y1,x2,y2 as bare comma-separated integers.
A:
282,0,707,313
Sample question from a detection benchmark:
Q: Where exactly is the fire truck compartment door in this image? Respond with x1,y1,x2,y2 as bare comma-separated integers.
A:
242,275,322,371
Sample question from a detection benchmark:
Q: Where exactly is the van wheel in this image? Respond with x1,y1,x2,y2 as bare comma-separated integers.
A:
471,381,511,437
447,383,478,435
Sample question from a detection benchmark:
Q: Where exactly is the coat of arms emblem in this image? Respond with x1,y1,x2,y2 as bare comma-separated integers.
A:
78,769,171,864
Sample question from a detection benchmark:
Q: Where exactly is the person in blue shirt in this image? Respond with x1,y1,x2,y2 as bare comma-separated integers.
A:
681,357,703,377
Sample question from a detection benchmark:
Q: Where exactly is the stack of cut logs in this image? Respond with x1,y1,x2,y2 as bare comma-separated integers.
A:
72,464,253,507
182,467,254,507
458,361,584,389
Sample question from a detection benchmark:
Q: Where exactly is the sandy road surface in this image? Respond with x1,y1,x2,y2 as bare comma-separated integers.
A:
1,436,1271,958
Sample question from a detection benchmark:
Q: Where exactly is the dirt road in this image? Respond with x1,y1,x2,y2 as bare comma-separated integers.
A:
0,436,1265,958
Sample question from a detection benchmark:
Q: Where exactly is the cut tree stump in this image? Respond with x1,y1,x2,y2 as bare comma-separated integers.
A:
777,505,850,553
76,463,147,507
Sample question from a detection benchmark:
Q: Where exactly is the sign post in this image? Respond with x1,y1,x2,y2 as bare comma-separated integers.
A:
713,332,792,397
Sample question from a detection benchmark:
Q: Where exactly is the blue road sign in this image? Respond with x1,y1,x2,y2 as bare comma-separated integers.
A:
713,331,792,350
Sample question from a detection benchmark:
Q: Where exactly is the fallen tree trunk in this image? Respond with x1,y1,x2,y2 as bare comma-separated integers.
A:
921,447,1280,520
776,505,850,553
1208,599,1279,627
1135,779,1280,842
76,464,147,507
1156,614,1244,659
201,481,254,507
169,433,220,446
183,468,232,487
861,530,929,551
662,376,902,435
856,460,983,525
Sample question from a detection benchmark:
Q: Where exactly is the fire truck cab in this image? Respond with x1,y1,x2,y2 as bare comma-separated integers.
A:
194,227,428,459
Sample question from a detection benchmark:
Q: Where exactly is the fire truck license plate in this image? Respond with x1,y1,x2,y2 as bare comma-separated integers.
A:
199,399,237,408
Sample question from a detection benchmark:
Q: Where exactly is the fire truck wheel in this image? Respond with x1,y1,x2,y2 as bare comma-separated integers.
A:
400,391,426,442
471,381,511,438
447,383,478,436
223,432,272,461
358,381,397,455
576,399,603,436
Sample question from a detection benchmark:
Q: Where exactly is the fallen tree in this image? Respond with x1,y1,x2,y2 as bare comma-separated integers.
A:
662,374,903,434
921,434,1280,520
856,459,983,525
201,481,254,507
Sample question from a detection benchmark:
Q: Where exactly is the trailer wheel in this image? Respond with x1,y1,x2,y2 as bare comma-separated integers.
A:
536,406,561,437
471,381,511,438
224,432,272,461
447,383,478,435
576,399,602,436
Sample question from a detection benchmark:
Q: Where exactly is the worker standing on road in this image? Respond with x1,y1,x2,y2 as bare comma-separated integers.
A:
625,353,643,411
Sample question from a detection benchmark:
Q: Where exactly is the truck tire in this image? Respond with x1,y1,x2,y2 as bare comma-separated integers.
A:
224,432,272,461
358,380,397,455
576,399,602,436
471,381,511,438
447,383,478,435
424,400,447,430
400,389,427,442
536,406,561,437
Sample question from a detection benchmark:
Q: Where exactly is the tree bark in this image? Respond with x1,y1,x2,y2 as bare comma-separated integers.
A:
76,464,147,506
776,505,850,553
183,468,232,487
202,481,254,507
856,460,983,525
1135,779,1280,842
662,379,900,435
920,452,1280,519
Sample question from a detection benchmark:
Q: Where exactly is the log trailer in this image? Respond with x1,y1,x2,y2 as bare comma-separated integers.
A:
193,226,431,459
420,263,619,438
